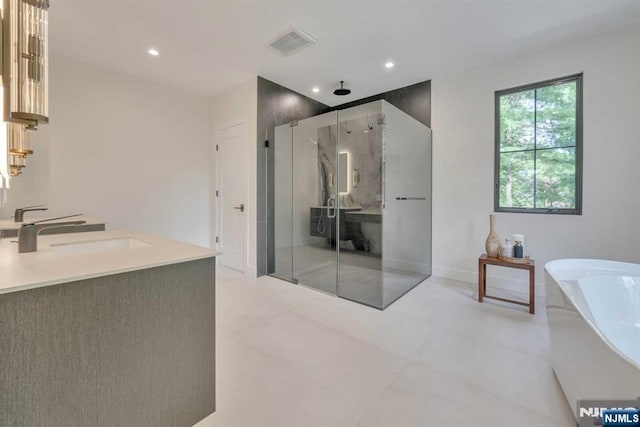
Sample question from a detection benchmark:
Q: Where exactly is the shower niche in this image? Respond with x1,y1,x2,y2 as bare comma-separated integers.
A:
268,100,432,309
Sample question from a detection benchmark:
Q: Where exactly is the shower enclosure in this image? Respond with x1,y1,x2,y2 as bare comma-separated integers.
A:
268,100,432,309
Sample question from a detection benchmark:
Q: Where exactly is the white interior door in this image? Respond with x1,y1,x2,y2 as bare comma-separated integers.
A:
217,124,246,272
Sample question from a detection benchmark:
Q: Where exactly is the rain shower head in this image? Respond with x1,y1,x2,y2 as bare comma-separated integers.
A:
333,81,351,96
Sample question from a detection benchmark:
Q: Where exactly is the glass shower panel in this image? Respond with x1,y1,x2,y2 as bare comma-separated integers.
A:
381,101,432,308
335,102,385,308
271,122,294,281
267,99,432,310
291,111,339,295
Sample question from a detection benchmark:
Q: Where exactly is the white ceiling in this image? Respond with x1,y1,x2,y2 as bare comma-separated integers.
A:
49,0,640,106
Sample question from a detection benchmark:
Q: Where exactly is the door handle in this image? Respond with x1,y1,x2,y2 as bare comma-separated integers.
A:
327,197,336,219
233,204,245,213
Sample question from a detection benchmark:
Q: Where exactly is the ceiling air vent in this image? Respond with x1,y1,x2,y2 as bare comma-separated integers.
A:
267,26,316,56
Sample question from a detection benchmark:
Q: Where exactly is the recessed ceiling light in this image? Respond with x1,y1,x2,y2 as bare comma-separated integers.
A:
312,87,320,93
385,61,394,68
148,48,160,57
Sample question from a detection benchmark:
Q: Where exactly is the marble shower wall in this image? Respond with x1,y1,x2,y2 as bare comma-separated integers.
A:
317,114,383,209
316,124,337,206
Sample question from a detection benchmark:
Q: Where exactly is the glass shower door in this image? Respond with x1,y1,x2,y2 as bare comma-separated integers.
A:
291,111,339,295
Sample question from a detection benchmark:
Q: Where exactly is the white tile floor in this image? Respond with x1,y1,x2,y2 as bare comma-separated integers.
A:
196,267,575,427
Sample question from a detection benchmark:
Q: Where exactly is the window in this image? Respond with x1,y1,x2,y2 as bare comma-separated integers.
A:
495,74,583,214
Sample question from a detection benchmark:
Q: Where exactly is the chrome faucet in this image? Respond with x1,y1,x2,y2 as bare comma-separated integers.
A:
14,205,48,222
18,214,86,253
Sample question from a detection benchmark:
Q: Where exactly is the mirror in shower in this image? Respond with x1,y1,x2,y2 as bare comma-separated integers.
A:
338,152,349,194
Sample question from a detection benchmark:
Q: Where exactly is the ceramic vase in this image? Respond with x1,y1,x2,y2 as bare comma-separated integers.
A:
485,214,501,258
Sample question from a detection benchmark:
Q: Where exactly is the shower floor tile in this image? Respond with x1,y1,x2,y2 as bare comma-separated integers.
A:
275,244,426,308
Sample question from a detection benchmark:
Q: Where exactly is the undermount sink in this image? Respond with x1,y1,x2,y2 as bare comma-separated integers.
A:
50,237,151,255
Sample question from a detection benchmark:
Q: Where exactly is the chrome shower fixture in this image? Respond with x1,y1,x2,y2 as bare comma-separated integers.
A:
333,81,351,96
364,115,373,133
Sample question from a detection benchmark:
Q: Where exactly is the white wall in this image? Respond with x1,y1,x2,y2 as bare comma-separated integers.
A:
431,24,640,295
2,55,211,247
210,79,258,276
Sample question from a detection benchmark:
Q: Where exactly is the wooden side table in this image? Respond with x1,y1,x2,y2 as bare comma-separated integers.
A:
478,254,535,314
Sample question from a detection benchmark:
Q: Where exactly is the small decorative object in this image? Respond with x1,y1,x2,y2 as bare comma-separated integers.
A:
512,234,524,243
502,239,513,258
485,214,501,258
512,234,524,258
513,241,524,258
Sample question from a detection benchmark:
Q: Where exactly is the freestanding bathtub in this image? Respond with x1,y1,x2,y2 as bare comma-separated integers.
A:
545,259,640,417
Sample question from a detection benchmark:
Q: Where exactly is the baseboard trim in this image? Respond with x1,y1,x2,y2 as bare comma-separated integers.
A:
245,265,257,278
432,264,546,297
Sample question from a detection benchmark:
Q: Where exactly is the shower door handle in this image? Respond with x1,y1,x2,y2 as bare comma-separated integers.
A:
327,197,336,219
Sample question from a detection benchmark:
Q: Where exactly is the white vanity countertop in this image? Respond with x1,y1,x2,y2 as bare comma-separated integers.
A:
0,216,106,230
0,229,220,295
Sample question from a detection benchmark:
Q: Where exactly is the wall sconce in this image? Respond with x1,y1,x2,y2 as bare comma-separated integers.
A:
3,0,50,128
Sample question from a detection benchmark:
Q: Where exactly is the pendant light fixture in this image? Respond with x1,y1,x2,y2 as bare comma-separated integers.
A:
9,150,26,176
3,0,50,127
8,121,31,155
0,102,31,178
0,0,51,185
7,122,30,176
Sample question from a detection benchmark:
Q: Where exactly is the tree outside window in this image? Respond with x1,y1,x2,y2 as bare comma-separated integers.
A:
495,74,583,215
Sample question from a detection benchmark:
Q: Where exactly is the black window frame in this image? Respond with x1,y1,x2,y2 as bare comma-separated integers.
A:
494,73,583,215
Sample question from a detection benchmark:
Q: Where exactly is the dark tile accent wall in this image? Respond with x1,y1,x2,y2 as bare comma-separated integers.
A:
256,77,329,276
256,77,431,276
332,80,431,127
